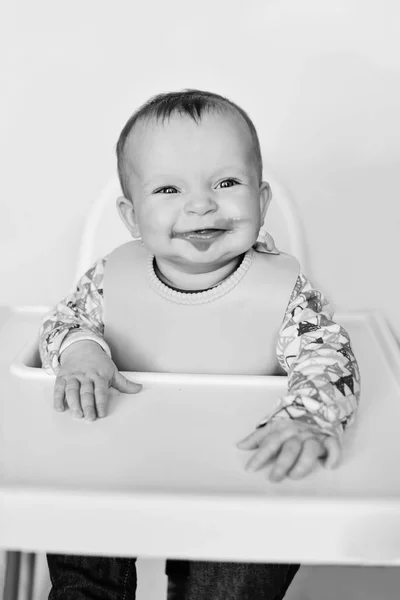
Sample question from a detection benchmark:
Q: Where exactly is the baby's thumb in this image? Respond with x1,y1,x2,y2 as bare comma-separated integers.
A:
322,436,341,469
112,370,142,395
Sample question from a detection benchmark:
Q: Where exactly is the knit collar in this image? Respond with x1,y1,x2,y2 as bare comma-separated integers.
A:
147,249,254,305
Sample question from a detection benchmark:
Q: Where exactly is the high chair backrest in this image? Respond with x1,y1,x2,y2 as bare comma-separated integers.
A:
74,173,308,285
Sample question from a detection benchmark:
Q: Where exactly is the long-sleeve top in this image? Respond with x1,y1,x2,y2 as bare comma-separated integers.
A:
39,257,360,441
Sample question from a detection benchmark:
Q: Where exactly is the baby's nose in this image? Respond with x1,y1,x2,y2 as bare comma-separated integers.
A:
184,193,218,214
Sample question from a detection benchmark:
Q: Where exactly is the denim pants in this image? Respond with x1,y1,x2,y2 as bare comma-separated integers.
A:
47,554,299,600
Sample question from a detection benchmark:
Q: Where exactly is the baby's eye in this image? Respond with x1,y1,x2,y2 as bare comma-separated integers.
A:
154,186,178,194
217,179,240,189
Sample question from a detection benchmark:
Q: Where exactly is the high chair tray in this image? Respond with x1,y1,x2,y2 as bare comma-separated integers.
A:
1,309,400,565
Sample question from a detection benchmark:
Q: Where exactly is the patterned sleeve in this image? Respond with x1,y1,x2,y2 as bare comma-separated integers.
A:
257,274,361,441
38,258,110,374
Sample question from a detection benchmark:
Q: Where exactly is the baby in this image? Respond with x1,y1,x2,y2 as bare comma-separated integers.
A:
39,89,360,600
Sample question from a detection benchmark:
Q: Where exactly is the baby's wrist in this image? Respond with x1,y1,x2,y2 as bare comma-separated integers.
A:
59,340,105,364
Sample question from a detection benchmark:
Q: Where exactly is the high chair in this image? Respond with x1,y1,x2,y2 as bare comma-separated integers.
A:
2,174,400,600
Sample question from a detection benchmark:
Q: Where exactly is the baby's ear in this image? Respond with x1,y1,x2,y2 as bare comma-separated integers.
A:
116,196,141,239
259,181,272,221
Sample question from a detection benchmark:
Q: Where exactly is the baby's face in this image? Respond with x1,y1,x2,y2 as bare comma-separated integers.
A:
119,110,269,274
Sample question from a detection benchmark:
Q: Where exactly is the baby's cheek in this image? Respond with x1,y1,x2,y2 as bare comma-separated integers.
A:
141,214,176,251
140,204,168,232
234,193,263,224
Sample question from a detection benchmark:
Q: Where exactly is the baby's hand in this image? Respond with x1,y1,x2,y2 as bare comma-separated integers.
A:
237,420,340,482
54,341,142,421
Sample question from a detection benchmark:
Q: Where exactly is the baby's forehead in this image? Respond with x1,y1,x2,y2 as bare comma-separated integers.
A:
125,109,254,164
137,106,250,138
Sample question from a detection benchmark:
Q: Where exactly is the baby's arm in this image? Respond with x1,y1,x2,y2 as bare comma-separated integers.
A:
39,259,110,372
39,258,141,420
238,274,360,481
263,274,360,437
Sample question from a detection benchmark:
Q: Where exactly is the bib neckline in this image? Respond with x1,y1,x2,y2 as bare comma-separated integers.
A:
147,249,254,305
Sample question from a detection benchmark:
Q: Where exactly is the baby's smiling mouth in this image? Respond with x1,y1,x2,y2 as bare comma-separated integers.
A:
174,228,226,240
173,218,239,241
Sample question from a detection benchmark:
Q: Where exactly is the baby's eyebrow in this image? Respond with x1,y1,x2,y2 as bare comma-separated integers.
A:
143,176,185,190
213,166,251,178
142,167,251,189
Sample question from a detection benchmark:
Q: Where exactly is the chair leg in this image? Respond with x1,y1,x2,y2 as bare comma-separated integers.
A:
19,553,36,600
27,553,36,600
3,551,21,600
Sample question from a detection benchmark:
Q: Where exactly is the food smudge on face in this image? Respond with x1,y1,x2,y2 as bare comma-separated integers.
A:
173,217,243,251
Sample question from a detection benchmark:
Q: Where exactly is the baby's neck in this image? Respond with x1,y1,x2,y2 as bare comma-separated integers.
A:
154,255,244,292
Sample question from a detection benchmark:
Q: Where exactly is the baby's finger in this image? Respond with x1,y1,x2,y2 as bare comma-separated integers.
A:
237,422,296,451
269,437,304,482
54,377,66,412
112,371,142,395
80,380,96,422
288,438,323,480
322,436,341,469
65,379,83,418
245,430,293,472
237,427,271,450
94,378,110,418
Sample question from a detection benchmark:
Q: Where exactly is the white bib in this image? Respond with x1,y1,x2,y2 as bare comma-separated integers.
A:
103,242,300,375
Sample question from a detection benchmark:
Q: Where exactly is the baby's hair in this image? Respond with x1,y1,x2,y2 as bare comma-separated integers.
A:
116,89,263,200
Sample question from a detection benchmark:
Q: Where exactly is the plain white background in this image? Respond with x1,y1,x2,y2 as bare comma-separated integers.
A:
1,1,400,598
1,0,400,339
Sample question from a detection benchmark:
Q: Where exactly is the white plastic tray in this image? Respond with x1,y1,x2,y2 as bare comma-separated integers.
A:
1,310,400,565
